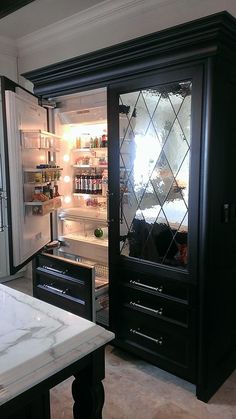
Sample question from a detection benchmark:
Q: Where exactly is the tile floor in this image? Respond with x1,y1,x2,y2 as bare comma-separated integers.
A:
4,276,236,419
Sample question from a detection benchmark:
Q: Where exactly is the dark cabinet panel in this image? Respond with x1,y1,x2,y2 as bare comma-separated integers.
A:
24,12,236,402
115,308,196,381
120,269,192,304
121,287,190,328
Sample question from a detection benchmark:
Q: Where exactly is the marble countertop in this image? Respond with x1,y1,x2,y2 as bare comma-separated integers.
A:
0,284,114,406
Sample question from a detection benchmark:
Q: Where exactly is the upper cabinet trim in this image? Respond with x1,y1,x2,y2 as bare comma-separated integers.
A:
22,12,236,97
0,0,35,19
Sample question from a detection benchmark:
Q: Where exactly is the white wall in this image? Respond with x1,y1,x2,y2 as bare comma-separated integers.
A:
0,36,18,82
17,0,236,80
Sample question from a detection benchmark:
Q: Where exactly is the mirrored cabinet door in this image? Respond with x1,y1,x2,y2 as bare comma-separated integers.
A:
118,81,192,269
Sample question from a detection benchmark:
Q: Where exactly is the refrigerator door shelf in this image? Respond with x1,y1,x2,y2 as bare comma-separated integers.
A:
5,90,51,268
24,197,62,216
21,129,62,150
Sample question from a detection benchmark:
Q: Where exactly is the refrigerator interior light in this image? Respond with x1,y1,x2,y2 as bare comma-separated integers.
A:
63,154,70,162
63,175,71,183
64,195,72,204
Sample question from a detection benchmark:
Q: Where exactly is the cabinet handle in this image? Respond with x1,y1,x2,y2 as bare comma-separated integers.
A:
42,284,69,294
129,301,163,315
42,265,67,275
130,280,163,293
107,190,114,225
0,193,4,232
0,153,3,191
130,328,163,345
120,191,124,224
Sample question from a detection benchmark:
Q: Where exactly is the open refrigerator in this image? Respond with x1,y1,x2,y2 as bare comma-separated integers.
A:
1,78,109,326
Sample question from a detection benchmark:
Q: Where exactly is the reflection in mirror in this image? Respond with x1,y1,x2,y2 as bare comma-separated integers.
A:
119,81,191,269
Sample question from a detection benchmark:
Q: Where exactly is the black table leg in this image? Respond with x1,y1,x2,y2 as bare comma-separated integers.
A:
72,347,105,419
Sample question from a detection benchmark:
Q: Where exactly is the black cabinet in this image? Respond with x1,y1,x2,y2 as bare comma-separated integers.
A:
114,268,196,381
33,253,95,321
24,12,236,402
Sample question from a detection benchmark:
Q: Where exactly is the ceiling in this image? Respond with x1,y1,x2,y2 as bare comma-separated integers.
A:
0,0,104,39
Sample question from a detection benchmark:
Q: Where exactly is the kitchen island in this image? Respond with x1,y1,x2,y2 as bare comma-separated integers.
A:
0,284,114,418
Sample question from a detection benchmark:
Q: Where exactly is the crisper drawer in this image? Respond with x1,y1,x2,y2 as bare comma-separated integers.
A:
33,253,95,321
121,287,190,328
62,236,108,264
117,308,195,378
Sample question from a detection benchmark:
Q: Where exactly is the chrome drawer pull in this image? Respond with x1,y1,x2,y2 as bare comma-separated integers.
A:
42,284,68,294
42,265,67,275
130,328,163,345
129,301,163,315
130,280,163,293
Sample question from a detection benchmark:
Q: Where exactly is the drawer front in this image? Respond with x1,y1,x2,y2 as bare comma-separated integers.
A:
121,287,189,328
33,253,94,321
117,308,194,371
121,270,191,304
36,254,93,283
34,271,89,301
34,285,91,319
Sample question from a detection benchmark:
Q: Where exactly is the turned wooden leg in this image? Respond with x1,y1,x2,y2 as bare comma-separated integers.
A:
72,347,105,419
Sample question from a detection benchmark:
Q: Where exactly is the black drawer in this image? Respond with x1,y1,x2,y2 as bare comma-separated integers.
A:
33,253,94,321
34,285,91,319
117,308,193,370
35,268,89,300
121,287,189,328
36,254,92,282
122,271,191,304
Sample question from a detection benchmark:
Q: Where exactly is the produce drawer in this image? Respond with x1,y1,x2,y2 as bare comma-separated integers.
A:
33,253,95,321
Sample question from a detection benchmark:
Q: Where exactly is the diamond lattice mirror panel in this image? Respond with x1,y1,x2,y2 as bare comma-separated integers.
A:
119,81,191,269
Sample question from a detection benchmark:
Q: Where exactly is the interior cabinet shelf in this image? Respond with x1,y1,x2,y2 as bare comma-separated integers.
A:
59,214,107,225
73,147,107,152
59,207,107,223
73,193,107,198
73,164,107,168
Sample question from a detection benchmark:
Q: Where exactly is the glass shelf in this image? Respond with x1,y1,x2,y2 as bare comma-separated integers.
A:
73,165,108,168
59,207,107,224
72,147,107,152
73,193,107,198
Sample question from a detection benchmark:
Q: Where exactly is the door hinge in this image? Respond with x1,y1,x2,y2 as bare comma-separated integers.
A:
40,99,57,109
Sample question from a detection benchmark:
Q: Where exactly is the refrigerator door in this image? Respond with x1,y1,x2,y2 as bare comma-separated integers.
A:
0,188,9,279
0,92,9,278
5,90,51,269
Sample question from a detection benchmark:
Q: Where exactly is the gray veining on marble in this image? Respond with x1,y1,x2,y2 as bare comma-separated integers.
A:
0,284,114,406
5,276,236,419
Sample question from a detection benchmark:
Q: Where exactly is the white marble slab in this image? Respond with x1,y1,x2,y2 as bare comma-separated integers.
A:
0,284,114,406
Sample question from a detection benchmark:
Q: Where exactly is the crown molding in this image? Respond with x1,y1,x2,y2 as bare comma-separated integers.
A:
0,35,17,57
23,11,236,97
17,0,166,56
